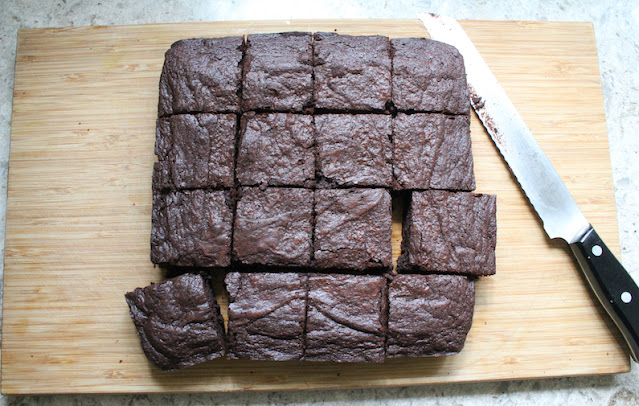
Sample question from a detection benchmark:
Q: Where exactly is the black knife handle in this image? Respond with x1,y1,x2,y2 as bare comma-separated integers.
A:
570,226,639,362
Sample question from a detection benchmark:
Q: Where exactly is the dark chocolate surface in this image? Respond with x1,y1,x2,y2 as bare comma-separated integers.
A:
387,274,475,357
150,189,233,267
316,114,392,187
398,190,497,276
242,32,313,111
153,114,236,190
226,272,308,361
314,188,393,271
125,273,226,370
305,274,387,363
236,113,315,187
233,187,313,267
313,32,391,111
158,37,243,116
391,37,470,114
393,113,475,191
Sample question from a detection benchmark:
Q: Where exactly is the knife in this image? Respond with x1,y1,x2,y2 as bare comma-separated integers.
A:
418,13,639,362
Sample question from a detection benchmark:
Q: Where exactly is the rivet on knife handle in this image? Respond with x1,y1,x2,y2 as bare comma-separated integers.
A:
570,226,639,362
419,12,639,362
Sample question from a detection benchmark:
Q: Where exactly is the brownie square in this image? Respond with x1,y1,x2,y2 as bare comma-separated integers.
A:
387,274,475,357
151,189,233,267
391,38,470,114
242,32,313,111
393,113,475,191
398,191,497,276
233,188,313,267
316,114,392,187
313,32,391,111
226,272,308,360
236,113,315,187
125,273,226,370
153,114,236,191
158,37,243,116
314,189,392,271
305,274,387,363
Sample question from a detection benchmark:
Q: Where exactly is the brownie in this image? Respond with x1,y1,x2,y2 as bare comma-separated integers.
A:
236,113,315,187
398,190,497,276
158,37,243,116
393,113,475,191
242,32,313,111
153,114,236,191
305,274,387,363
125,273,226,370
313,32,391,111
386,274,475,357
233,187,313,267
226,272,308,360
151,189,233,267
316,114,392,187
314,189,392,271
391,37,470,114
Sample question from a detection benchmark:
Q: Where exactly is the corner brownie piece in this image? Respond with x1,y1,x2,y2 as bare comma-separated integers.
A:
242,32,313,111
393,113,475,191
236,113,314,187
316,114,392,187
125,273,226,370
313,32,391,111
305,274,387,363
153,114,236,191
398,190,497,276
387,274,475,358
151,189,233,267
158,37,243,116
226,272,307,361
233,188,313,267
314,189,392,271
391,38,470,114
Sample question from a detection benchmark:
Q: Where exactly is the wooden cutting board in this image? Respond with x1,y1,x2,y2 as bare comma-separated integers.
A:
1,19,629,395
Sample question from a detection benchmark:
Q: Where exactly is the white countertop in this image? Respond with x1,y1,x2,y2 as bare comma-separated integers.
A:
1,1,638,404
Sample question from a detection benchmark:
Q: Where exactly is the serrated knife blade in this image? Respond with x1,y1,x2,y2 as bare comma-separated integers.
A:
418,13,639,362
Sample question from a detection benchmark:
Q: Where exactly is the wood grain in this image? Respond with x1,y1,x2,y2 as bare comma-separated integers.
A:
1,19,629,395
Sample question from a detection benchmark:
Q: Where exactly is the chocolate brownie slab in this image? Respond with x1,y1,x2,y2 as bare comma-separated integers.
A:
391,37,470,114
313,32,391,111
386,274,475,357
226,272,307,360
398,191,497,276
314,189,392,271
393,113,475,191
316,114,392,187
151,189,233,267
158,37,243,116
236,113,315,187
153,114,236,191
242,32,313,111
125,273,226,370
233,187,313,267
305,274,387,363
